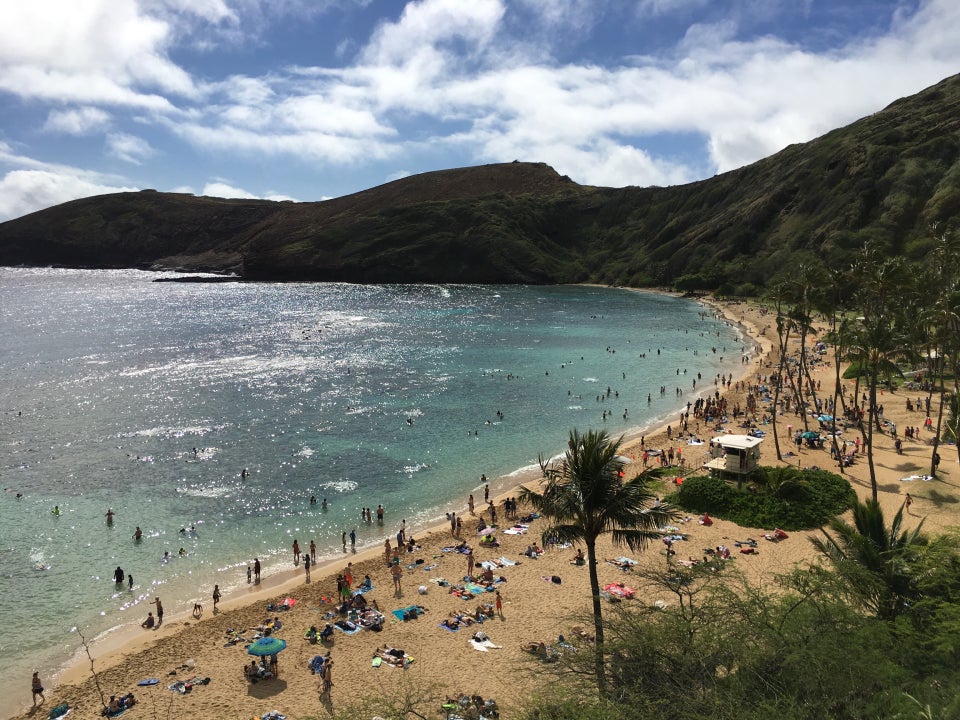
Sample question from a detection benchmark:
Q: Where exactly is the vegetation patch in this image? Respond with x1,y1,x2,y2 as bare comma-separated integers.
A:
666,466,856,530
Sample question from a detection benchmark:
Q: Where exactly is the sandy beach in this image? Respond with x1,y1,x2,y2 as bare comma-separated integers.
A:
15,295,956,720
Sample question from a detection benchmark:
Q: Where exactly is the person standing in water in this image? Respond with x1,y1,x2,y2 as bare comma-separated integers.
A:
105,509,114,525
31,672,45,706
113,566,125,584
212,584,221,610
292,539,300,566
133,526,142,541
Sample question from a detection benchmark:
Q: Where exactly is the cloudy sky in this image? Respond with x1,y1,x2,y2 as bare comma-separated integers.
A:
1,0,958,222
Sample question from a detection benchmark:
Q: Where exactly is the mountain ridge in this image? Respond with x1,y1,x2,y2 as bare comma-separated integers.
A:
1,74,958,290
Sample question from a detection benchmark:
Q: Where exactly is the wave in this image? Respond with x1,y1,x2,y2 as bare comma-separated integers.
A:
318,480,358,493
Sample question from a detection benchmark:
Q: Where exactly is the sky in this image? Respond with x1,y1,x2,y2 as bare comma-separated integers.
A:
1,0,959,223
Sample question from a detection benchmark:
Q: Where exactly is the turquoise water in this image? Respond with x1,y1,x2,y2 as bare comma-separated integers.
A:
0,269,748,710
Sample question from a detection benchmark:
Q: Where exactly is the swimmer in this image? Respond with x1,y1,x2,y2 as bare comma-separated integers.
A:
52,505,61,516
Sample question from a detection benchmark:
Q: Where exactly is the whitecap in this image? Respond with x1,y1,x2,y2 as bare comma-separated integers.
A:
319,480,358,493
295,447,315,458
398,462,430,475
177,485,235,499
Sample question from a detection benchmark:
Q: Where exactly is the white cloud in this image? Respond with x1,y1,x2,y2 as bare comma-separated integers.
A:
637,0,709,18
107,133,157,164
44,107,112,135
0,0,197,108
201,181,258,198
0,169,137,221
361,0,504,67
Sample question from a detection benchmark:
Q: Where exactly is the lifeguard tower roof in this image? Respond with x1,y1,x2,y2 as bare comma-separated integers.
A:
711,434,763,450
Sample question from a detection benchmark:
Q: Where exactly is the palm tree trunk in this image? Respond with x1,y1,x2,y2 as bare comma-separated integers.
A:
585,539,606,697
867,362,879,503
931,357,947,477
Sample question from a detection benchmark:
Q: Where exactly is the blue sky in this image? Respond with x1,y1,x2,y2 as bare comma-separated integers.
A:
1,0,958,222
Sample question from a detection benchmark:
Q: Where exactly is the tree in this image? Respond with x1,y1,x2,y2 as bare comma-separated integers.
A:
849,245,914,501
519,429,677,696
811,498,927,620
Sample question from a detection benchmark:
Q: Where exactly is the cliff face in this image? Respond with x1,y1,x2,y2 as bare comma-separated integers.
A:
1,75,959,289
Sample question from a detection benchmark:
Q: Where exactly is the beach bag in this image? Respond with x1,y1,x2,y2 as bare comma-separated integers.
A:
551,575,562,584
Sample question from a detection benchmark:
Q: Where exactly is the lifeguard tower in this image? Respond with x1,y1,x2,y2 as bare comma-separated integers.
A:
704,434,763,487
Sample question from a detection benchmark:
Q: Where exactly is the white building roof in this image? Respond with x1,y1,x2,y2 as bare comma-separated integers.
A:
710,434,763,450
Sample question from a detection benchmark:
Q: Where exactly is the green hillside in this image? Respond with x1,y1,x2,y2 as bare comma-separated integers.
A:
1,73,958,290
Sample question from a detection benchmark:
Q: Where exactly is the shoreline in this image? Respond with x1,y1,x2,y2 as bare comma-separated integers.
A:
18,289,756,718
18,291,900,720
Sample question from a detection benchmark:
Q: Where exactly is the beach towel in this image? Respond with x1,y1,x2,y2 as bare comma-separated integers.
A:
391,605,425,621
900,474,934,482
503,525,528,535
352,584,374,595
334,620,362,635
603,583,636,599
469,638,503,652
421,563,438,571
372,656,382,667
465,582,489,595
48,705,71,720
137,678,159,686
497,557,518,566
439,621,459,632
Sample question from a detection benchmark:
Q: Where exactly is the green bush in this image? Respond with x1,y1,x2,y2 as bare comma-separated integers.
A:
666,467,856,530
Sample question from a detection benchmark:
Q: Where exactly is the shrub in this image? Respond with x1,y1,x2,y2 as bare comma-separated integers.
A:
666,467,856,530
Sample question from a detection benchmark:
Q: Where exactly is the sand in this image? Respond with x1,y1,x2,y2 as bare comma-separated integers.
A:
13,296,956,720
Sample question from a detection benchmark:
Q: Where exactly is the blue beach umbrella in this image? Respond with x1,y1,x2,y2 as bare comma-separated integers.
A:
247,637,287,656
801,431,820,440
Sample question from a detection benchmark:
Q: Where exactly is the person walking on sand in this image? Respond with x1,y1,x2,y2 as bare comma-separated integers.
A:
212,584,221,610
468,494,475,514
304,553,311,582
321,659,333,695
495,590,503,619
391,562,403,595
31,672,45,705
905,493,913,513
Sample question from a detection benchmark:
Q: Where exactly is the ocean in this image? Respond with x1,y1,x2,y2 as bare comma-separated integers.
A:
0,268,748,712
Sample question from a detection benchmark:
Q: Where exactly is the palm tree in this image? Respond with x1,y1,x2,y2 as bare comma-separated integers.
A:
519,429,677,696
811,498,927,620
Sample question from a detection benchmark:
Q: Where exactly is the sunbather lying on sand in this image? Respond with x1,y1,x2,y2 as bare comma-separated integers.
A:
374,646,408,666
